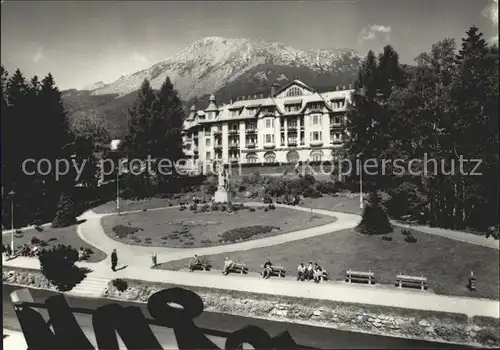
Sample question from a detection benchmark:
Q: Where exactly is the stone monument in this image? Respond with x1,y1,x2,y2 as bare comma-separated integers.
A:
213,163,231,203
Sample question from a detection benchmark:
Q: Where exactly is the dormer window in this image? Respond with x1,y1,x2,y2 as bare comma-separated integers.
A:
231,110,239,117
284,104,301,113
310,103,322,111
331,99,346,109
286,87,302,97
247,108,256,116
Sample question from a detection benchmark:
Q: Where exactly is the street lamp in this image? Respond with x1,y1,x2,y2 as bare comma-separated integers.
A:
116,166,120,215
8,190,15,252
357,153,364,210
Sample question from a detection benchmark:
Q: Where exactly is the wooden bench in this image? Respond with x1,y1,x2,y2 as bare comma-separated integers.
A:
345,270,375,285
224,262,248,275
261,265,286,278
189,262,212,271
396,274,428,290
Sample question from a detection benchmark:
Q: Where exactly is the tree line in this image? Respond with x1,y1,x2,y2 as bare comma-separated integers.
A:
119,77,187,198
345,26,499,233
1,67,112,228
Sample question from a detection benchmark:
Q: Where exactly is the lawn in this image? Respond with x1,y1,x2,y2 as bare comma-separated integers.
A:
101,205,334,248
300,194,363,215
1,223,107,263
156,227,500,300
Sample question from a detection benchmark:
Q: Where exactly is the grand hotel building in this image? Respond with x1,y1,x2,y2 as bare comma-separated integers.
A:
182,79,353,171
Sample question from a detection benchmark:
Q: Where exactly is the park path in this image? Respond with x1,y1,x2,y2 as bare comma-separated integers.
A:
76,203,360,267
394,222,499,250
3,255,499,318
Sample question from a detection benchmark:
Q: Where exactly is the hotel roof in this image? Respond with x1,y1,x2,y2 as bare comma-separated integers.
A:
184,79,353,126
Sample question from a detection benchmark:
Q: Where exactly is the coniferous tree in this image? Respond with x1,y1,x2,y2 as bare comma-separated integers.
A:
52,192,77,228
151,76,186,188
357,190,393,235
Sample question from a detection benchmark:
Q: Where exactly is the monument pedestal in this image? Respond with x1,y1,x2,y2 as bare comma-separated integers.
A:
214,190,231,203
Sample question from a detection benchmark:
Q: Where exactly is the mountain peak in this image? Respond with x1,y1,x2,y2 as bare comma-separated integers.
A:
90,37,360,100
83,80,107,91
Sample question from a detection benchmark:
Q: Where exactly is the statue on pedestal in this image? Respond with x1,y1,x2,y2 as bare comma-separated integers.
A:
214,163,231,203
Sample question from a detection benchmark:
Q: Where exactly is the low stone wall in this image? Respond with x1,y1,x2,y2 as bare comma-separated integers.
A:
3,268,498,348
104,279,499,348
3,267,58,292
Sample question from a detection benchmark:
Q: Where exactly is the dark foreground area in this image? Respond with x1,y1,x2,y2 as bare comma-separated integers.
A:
3,284,473,349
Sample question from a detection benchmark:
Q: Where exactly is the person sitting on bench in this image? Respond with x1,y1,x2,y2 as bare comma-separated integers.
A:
262,259,273,279
222,257,235,275
189,254,201,271
313,263,324,283
305,262,314,280
297,263,306,281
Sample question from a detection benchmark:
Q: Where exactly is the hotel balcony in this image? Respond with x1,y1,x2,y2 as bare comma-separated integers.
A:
330,123,343,129
229,157,240,163
310,140,323,147
287,140,298,147
193,147,199,154
246,142,256,149
245,128,257,134
229,143,240,150
213,130,222,136
228,129,239,135
263,142,276,149
183,141,191,148
331,139,343,145
214,144,223,150
287,125,298,131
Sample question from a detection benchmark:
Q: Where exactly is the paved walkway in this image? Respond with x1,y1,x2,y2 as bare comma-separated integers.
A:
4,202,499,319
77,203,360,267
3,256,499,318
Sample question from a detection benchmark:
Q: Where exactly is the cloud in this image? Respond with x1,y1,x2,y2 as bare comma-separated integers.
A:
32,47,47,63
130,52,148,62
358,24,392,43
482,0,499,43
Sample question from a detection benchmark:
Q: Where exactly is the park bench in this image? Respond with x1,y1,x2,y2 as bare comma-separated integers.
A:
345,269,375,285
261,265,286,278
224,262,249,275
396,274,428,290
189,261,212,272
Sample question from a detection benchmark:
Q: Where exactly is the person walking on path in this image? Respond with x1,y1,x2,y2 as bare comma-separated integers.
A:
111,249,118,272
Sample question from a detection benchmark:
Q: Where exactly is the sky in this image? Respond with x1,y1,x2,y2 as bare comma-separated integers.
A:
1,0,498,90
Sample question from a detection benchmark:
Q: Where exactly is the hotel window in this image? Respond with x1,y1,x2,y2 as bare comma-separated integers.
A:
265,118,274,128
247,156,257,164
231,110,239,117
247,108,255,116
312,115,322,125
334,116,341,125
310,103,322,111
288,119,297,128
246,121,256,130
204,128,210,136
285,104,301,113
205,152,211,159
312,153,322,162
286,87,302,97
311,131,322,141
265,134,275,143
205,138,211,147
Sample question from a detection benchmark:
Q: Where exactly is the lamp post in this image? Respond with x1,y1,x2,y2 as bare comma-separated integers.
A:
358,153,364,210
116,163,120,216
8,190,15,252
359,166,364,209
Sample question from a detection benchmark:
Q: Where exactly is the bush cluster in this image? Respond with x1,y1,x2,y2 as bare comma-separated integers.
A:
39,244,86,291
112,278,128,292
